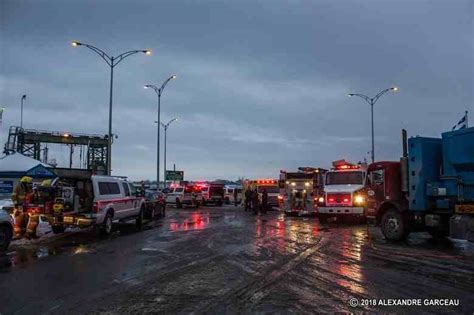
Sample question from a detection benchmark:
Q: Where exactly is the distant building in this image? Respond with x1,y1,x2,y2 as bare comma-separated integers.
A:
0,153,55,198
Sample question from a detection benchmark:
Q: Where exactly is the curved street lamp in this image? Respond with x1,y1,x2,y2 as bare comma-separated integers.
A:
155,118,178,186
71,41,152,175
144,75,177,187
348,86,398,163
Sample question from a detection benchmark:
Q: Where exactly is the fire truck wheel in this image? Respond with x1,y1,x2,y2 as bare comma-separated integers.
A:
100,212,113,236
381,209,406,241
52,226,66,234
0,226,12,251
176,199,182,209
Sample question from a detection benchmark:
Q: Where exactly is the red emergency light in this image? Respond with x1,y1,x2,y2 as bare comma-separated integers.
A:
256,179,276,184
335,164,360,170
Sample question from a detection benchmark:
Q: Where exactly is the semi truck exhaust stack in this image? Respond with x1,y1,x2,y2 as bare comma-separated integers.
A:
400,129,409,193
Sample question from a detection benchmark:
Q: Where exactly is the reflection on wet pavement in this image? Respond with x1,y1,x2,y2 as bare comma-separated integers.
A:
0,207,473,314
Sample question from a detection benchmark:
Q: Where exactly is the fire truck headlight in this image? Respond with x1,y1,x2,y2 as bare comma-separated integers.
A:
305,182,310,187
291,182,296,186
354,195,364,204
318,197,324,203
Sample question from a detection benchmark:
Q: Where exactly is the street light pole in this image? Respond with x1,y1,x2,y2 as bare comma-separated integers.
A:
71,41,151,175
20,95,26,129
144,75,177,188
348,86,398,163
160,118,178,186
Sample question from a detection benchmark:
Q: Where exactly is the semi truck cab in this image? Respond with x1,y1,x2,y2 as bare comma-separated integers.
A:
368,128,474,241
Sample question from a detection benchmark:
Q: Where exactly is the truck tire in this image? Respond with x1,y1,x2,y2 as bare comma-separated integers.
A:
217,200,223,207
381,209,407,241
147,204,155,220
176,198,182,209
100,212,113,236
136,206,144,228
0,225,13,251
52,226,66,234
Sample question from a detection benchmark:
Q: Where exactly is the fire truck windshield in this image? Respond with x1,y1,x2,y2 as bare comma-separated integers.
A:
326,171,364,185
257,185,280,193
285,173,314,180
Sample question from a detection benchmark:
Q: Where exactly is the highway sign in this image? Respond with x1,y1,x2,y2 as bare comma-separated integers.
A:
166,170,184,181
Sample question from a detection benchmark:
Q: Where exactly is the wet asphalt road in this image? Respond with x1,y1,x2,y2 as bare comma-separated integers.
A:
1,206,474,314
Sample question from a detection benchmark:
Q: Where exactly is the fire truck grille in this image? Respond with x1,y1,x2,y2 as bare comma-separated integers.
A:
326,193,351,205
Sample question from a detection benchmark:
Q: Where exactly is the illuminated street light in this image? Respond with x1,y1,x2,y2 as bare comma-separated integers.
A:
348,86,399,163
144,75,177,187
71,40,151,175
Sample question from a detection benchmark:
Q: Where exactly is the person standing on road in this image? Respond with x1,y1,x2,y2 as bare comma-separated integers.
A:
244,189,251,211
12,176,34,237
27,179,54,238
261,189,268,214
251,189,260,215
233,188,239,207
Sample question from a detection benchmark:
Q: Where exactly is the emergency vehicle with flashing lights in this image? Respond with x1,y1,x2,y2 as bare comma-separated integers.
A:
45,169,147,236
279,167,327,216
251,179,280,210
199,182,225,206
224,185,243,204
317,160,368,223
165,183,203,208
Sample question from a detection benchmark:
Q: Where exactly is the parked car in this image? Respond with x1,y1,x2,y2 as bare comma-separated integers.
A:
0,198,14,214
144,190,166,219
0,209,14,251
46,170,146,236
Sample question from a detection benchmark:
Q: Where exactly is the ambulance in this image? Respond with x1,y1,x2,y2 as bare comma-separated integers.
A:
317,160,368,223
279,167,326,216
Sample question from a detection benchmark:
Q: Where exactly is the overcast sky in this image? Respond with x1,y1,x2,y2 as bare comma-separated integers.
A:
0,0,472,181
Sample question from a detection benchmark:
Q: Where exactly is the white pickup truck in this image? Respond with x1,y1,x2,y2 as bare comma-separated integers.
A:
47,172,146,235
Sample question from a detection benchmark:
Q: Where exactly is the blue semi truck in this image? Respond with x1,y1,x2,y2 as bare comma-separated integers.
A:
365,127,474,241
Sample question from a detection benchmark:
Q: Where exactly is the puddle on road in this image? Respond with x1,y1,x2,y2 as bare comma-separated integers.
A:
169,212,211,232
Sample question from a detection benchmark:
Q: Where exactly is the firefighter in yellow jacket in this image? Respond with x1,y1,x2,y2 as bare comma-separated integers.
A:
12,176,34,237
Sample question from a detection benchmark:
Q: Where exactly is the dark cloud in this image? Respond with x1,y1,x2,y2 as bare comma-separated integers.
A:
1,0,472,180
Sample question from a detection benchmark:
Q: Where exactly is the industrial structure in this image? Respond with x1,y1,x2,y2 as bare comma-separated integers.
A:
3,126,108,173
